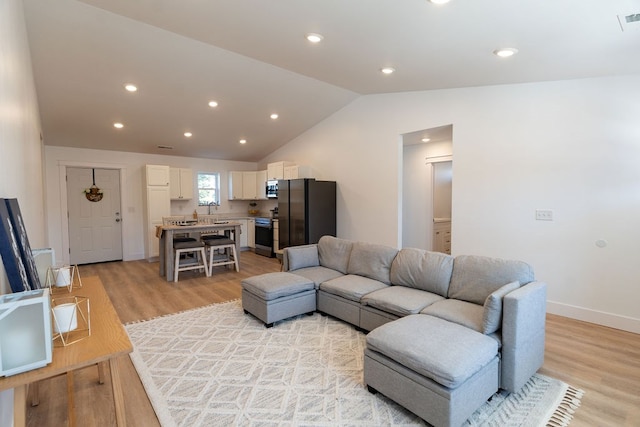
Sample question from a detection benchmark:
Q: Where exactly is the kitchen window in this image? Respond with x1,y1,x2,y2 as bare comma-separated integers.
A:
197,172,220,206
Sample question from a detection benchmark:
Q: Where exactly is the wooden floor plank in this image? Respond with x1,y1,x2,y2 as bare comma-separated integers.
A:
25,251,640,426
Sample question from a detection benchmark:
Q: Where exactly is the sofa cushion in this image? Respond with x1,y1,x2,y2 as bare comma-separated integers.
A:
421,299,484,333
289,266,344,289
361,286,444,317
448,255,534,305
390,248,454,297
347,242,398,285
318,236,353,274
366,314,498,388
287,245,320,271
483,281,520,334
320,274,388,302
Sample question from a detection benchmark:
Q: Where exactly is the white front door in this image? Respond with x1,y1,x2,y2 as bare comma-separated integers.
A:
67,167,123,264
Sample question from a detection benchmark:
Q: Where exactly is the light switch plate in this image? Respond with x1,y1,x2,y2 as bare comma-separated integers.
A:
535,209,553,221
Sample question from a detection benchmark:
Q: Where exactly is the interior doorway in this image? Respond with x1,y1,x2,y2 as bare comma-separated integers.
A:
66,167,123,264
401,124,453,251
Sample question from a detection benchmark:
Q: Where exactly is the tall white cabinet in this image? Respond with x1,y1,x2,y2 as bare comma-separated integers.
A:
144,165,171,260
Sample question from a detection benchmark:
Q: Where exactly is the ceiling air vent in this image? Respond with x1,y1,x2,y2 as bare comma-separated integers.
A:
618,12,640,31
157,145,174,150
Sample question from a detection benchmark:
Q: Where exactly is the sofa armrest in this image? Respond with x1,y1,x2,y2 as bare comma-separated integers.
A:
282,244,319,272
500,281,547,392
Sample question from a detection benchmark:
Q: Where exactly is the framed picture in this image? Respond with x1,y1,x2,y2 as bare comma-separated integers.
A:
0,199,31,292
5,199,41,290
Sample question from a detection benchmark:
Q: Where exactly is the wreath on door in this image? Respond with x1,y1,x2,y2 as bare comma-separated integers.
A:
83,169,104,202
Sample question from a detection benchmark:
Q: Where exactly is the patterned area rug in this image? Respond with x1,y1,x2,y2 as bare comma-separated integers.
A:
125,300,583,426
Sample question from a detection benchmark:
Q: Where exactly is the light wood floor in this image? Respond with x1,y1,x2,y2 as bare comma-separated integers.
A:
25,251,640,426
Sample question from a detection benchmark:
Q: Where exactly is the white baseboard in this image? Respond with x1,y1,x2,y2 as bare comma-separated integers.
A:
547,300,640,334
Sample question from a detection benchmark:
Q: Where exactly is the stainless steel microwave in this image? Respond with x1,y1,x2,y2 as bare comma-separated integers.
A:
266,180,278,199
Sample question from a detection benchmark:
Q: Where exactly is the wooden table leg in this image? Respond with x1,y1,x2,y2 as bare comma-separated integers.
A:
30,381,40,406
109,357,127,426
67,371,76,427
98,362,106,384
13,384,27,427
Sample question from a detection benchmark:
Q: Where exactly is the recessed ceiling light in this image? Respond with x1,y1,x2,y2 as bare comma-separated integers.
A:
306,33,324,43
493,48,519,58
113,122,124,129
381,67,396,75
429,0,451,4
124,84,137,92
239,139,247,144
270,113,279,120
208,100,218,108
184,132,192,137
421,138,431,143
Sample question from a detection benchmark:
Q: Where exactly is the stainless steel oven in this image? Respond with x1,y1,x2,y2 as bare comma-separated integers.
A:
254,217,273,257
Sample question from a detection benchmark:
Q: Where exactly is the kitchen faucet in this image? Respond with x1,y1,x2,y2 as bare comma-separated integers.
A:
208,201,217,215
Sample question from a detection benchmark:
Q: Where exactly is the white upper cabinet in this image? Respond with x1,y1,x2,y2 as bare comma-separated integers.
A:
256,170,267,199
146,164,170,186
228,171,244,200
229,170,268,200
169,168,193,200
283,165,312,180
267,161,295,180
242,171,257,199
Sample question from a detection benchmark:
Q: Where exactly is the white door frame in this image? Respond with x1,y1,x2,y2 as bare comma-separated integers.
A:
57,160,128,266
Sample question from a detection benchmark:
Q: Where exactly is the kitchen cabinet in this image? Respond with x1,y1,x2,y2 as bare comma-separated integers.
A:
228,171,244,200
242,171,257,199
256,170,267,199
146,164,170,186
433,221,451,255
283,165,312,180
169,167,193,200
247,218,255,248
229,171,267,200
144,165,171,259
267,161,295,180
238,219,249,248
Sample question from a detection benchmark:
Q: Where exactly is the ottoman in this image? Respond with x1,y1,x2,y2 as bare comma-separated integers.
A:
364,315,499,427
241,272,316,328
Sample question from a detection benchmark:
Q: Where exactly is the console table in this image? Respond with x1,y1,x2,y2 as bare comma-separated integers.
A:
0,276,132,426
157,221,242,282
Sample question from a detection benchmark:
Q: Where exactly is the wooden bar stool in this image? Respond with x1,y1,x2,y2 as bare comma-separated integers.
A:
174,240,209,281
204,238,239,274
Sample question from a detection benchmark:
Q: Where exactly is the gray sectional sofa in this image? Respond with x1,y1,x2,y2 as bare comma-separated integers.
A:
281,235,547,427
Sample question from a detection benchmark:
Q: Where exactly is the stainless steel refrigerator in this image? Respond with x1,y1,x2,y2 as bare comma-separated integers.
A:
278,178,336,249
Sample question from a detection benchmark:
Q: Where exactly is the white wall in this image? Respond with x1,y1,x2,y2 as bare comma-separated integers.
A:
0,0,45,292
44,146,258,264
262,74,640,334
0,0,45,422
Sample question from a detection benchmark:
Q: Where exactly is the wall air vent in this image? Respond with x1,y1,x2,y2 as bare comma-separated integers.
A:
618,12,640,31
157,145,174,150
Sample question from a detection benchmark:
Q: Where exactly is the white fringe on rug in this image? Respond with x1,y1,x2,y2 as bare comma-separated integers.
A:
545,384,585,427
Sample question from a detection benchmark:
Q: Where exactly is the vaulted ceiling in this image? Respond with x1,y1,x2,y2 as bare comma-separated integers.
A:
23,0,640,161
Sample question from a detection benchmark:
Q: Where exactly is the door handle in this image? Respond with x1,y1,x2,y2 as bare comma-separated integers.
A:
115,218,121,222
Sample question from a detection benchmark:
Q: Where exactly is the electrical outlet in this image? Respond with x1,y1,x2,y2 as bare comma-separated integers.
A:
535,209,553,221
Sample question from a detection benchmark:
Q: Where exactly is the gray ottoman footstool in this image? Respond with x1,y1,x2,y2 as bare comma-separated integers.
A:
241,272,316,328
364,314,499,427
